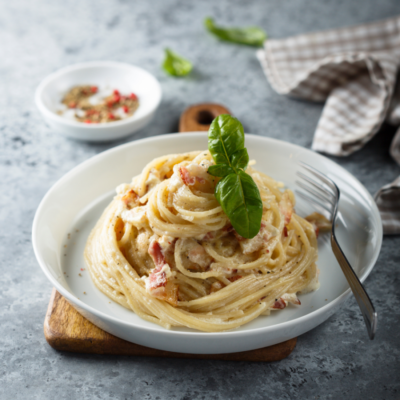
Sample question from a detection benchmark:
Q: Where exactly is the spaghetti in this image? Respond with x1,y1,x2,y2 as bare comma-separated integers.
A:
84,150,321,332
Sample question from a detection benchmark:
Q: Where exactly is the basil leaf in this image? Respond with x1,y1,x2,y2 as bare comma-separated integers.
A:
208,114,245,166
162,48,193,77
215,171,263,239
207,114,262,239
231,148,249,171
205,17,267,47
208,164,235,177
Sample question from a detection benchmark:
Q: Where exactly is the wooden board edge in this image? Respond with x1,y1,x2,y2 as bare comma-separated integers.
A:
44,289,297,361
43,288,64,349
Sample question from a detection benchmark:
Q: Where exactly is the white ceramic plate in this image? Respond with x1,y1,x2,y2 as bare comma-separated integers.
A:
35,61,162,142
32,133,382,354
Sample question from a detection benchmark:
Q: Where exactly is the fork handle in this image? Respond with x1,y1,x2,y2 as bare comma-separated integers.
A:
331,235,377,339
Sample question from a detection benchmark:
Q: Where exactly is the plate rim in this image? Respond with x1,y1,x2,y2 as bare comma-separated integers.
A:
32,132,383,338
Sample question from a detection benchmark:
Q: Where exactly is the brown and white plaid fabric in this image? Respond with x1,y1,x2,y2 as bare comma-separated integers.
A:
257,16,400,234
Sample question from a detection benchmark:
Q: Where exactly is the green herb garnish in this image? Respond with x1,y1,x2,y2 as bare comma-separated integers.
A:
204,17,267,47
162,48,193,77
208,115,263,239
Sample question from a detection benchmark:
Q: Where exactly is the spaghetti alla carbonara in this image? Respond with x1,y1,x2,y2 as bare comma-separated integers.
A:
84,151,322,332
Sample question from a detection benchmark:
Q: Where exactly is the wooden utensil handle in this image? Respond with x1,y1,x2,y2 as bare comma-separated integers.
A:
179,103,231,133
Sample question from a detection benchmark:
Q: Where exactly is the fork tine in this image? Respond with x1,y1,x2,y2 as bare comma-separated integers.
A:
298,162,339,196
297,162,377,340
296,180,336,206
296,171,337,199
295,190,333,218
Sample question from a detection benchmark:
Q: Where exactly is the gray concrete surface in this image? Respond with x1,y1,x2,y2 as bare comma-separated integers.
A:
1,0,400,399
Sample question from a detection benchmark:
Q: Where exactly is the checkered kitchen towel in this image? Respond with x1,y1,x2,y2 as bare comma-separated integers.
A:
257,16,400,234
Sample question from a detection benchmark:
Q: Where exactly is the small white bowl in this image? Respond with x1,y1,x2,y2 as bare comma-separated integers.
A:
35,61,162,142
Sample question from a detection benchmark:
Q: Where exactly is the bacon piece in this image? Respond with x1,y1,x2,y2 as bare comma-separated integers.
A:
187,240,213,270
271,298,287,309
228,275,242,283
146,265,178,306
271,293,301,309
121,206,147,229
234,221,267,254
180,166,196,185
121,189,138,208
179,166,205,186
283,226,288,237
146,240,178,306
148,240,165,268
279,192,294,225
187,163,209,182
282,293,301,305
158,235,175,251
305,212,332,238
146,265,167,292
158,236,177,265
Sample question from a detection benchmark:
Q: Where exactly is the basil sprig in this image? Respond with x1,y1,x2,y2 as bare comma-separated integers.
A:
204,18,267,47
208,115,263,239
162,48,193,77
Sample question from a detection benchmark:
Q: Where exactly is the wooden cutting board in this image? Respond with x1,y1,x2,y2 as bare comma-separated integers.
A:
43,103,298,362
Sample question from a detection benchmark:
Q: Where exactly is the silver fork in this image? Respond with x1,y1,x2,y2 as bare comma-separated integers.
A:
296,162,377,340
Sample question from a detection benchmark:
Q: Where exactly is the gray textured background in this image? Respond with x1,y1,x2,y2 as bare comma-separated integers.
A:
1,0,400,399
